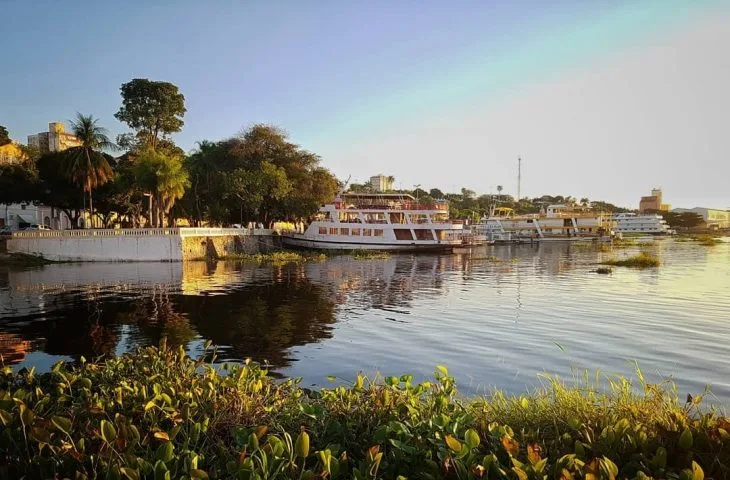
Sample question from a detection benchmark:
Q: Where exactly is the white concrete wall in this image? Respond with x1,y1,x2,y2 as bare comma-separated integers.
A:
6,228,276,262
8,235,183,262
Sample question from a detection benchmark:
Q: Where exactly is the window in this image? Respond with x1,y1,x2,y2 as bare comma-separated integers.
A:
351,228,361,236
363,229,372,236
319,227,327,235
340,228,349,235
329,227,338,235
374,229,384,237
414,229,434,240
394,229,414,240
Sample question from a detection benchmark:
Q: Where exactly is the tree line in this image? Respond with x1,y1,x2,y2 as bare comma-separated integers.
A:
0,79,339,228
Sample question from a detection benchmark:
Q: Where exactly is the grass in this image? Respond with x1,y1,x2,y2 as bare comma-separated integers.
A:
224,249,391,265
223,251,327,265
676,234,724,246
0,252,56,266
601,252,660,268
1,344,728,479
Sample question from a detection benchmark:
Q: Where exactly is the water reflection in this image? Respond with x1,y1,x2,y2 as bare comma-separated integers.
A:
1,240,729,402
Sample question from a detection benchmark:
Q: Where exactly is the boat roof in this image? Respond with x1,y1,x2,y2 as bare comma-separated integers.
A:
343,192,416,200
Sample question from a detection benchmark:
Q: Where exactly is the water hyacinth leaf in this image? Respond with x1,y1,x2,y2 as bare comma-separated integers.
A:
692,461,704,480
190,469,209,479
154,460,169,480
679,429,693,450
465,429,481,450
326,375,337,382
155,441,175,463
436,365,449,375
120,467,140,480
101,419,117,443
52,416,72,434
501,435,520,457
0,409,11,426
154,431,170,442
445,435,462,453
295,431,310,458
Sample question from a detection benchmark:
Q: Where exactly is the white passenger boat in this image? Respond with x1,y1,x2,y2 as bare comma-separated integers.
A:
282,193,473,252
475,205,614,242
612,213,675,235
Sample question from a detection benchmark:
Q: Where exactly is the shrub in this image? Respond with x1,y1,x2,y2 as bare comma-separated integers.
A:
601,252,660,268
1,345,727,479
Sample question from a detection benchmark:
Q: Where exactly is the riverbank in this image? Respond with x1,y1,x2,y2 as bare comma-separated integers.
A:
0,251,55,266
1,345,726,479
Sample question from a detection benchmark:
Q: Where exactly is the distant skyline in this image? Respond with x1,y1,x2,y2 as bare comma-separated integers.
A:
2,0,728,209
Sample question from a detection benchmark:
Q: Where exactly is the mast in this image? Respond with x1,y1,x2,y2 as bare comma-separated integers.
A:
517,156,521,201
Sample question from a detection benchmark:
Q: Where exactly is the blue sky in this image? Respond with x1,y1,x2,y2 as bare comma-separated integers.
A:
2,0,728,208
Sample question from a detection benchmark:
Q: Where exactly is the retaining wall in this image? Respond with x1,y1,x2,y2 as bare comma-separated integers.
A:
6,228,279,262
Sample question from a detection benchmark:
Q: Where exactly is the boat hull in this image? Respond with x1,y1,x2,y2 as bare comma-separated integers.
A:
281,235,455,252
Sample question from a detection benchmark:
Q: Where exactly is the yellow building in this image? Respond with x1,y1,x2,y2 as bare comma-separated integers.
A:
0,142,27,164
27,122,82,154
673,208,730,229
639,188,670,213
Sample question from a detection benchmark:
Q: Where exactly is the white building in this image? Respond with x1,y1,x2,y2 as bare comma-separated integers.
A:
369,174,394,192
1,203,74,230
672,207,730,229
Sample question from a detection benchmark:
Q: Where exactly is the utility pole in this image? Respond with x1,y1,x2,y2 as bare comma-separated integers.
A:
517,156,521,201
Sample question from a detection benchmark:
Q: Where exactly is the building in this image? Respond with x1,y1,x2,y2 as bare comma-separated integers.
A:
0,142,27,164
1,203,74,230
672,207,730,229
369,174,394,192
27,122,82,155
639,188,670,213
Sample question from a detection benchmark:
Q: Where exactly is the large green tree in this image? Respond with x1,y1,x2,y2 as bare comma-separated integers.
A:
61,114,116,228
0,125,10,146
35,151,85,227
115,79,186,150
134,147,189,227
0,162,37,224
180,124,339,227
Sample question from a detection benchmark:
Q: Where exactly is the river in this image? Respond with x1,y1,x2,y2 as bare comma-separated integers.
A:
1,239,728,401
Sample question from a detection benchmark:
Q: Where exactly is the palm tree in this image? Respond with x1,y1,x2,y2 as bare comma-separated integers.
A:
62,113,116,228
497,185,503,200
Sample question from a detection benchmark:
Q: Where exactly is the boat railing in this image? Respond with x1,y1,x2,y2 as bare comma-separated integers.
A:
336,202,449,211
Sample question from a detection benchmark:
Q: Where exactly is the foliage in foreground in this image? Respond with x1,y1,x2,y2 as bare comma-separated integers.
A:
1,344,728,479
601,252,660,268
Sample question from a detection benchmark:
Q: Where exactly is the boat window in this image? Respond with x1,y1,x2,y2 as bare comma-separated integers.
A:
414,229,434,240
329,227,338,235
314,211,332,222
318,227,327,235
394,229,413,240
373,229,384,237
389,212,406,224
351,228,361,236
340,228,349,235
410,214,429,224
338,211,361,223
363,229,372,236
432,213,449,223
364,213,387,224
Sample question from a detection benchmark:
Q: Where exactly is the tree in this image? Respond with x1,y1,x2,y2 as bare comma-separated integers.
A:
660,211,705,229
580,197,590,206
61,114,116,227
134,147,189,227
429,188,444,199
496,185,503,199
115,79,186,150
0,162,37,222
36,151,85,227
0,125,10,146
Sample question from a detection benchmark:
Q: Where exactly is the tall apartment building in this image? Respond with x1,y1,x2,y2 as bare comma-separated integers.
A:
639,188,670,213
27,122,82,154
369,174,394,192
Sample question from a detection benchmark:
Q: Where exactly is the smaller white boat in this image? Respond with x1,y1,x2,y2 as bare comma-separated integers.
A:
612,213,675,235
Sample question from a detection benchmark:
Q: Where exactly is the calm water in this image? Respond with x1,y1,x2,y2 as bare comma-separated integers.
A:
1,239,729,401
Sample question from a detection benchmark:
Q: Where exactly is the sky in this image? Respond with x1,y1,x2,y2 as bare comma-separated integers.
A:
1,0,728,209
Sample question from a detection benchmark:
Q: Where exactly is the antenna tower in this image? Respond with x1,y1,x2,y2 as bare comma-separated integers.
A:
517,157,522,201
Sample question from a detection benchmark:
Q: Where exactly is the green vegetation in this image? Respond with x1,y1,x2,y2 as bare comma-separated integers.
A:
0,124,10,146
677,235,723,246
0,252,55,266
349,250,391,260
594,267,613,274
1,344,727,479
223,251,326,265
601,252,661,268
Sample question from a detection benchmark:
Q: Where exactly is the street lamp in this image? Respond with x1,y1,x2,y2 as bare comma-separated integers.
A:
143,193,153,228
413,184,421,204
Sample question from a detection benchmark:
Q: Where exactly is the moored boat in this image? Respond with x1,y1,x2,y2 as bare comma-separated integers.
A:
612,213,675,235
282,193,474,252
